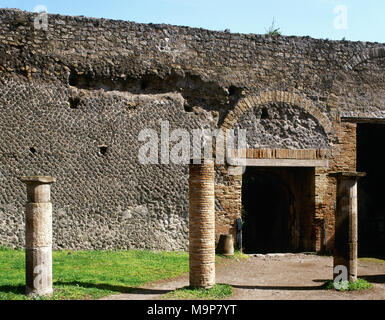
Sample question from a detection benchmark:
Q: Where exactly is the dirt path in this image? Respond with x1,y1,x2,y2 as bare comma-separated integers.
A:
101,254,385,300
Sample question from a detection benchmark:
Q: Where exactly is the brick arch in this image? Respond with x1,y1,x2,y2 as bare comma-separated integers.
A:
221,91,333,135
344,46,385,71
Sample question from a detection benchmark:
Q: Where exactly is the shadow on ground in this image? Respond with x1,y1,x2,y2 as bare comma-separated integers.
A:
0,282,172,296
2,275,383,298
231,282,326,291
313,274,385,284
54,281,172,295
360,274,385,284
0,284,25,295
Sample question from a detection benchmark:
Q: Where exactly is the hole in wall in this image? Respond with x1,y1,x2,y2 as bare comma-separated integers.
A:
228,85,238,96
228,85,244,100
140,79,149,91
184,103,193,112
99,146,108,156
261,107,269,119
69,97,80,109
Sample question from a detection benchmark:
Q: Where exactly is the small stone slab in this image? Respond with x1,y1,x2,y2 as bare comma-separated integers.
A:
329,172,366,178
19,176,56,184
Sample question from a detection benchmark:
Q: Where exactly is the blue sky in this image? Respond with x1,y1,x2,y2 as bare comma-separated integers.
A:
0,0,384,43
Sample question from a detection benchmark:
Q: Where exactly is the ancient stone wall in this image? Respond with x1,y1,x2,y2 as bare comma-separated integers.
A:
0,8,384,250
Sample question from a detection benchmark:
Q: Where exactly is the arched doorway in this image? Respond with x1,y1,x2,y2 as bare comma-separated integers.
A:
241,166,315,254
242,167,292,254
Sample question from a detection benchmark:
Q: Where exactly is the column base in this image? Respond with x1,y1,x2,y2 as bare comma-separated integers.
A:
26,287,53,297
26,247,53,297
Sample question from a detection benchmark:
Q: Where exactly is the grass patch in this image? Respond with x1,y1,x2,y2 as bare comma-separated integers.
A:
323,278,373,292
265,17,281,37
216,250,249,262
359,257,385,265
163,284,232,300
0,247,189,300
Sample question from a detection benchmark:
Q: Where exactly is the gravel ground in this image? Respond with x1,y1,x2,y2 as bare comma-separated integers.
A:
101,254,385,300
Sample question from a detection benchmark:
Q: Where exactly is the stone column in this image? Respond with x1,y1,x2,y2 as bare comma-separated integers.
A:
20,176,56,296
189,159,215,289
330,172,365,282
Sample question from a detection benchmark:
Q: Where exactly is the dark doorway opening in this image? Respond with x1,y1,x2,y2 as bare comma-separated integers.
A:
241,167,315,254
357,123,385,258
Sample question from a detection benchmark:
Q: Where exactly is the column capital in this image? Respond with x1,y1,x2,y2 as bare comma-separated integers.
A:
19,176,56,184
329,171,366,180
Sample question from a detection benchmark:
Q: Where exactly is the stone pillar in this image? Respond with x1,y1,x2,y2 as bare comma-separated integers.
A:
20,176,56,296
330,172,365,282
189,159,215,289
